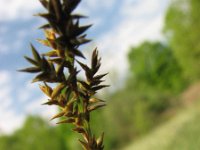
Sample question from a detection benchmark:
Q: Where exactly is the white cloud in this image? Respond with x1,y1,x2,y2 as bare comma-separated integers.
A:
17,81,39,103
0,71,24,135
0,71,11,84
23,95,58,125
0,0,115,22
0,0,42,21
83,0,115,10
76,0,115,14
93,0,170,87
122,0,161,17
0,70,58,135
0,110,24,135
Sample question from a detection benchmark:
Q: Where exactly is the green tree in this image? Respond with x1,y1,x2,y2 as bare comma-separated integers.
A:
164,0,200,81
128,41,185,93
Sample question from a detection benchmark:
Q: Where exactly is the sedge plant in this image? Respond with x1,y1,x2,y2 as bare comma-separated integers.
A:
20,0,108,149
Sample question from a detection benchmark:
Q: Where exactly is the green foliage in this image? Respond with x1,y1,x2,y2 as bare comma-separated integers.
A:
0,116,67,150
89,41,187,149
167,112,200,150
97,87,173,149
20,0,108,149
164,0,200,81
128,41,186,94
124,100,200,150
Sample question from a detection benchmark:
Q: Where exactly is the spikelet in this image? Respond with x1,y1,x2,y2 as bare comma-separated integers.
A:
20,0,108,149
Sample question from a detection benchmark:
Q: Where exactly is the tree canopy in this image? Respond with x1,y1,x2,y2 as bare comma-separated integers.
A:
128,41,185,93
164,0,200,81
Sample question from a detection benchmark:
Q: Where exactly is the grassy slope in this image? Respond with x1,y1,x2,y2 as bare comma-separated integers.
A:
123,100,200,150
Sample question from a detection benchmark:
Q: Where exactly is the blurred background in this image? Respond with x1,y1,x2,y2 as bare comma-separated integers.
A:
1,0,200,149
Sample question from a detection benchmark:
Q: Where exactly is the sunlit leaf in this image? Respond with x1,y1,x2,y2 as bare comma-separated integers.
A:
51,83,65,99
56,118,75,124
88,103,106,112
50,111,65,120
89,98,105,103
37,39,50,47
42,50,58,57
97,132,104,147
42,100,59,105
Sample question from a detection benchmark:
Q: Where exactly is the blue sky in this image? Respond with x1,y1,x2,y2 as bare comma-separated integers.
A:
0,0,170,134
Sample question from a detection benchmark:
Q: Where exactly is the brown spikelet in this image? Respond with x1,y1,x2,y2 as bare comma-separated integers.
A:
20,0,108,149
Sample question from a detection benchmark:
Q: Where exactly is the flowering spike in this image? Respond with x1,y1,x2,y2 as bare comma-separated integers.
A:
20,0,108,149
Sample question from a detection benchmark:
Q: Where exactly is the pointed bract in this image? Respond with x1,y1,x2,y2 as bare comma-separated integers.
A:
31,44,41,62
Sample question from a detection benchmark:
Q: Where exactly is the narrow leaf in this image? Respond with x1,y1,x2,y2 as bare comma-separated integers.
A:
71,38,91,46
89,98,105,103
35,13,52,21
77,61,90,73
51,0,62,21
31,44,41,62
88,103,106,112
37,39,50,47
51,83,65,99
42,50,58,57
24,56,38,66
94,73,108,80
50,111,65,120
56,118,75,124
79,81,90,90
39,82,53,97
42,100,58,105
39,0,48,9
18,67,41,73
73,49,85,58
92,85,109,91
78,139,89,150
32,72,48,83
71,14,88,19
49,58,63,64
73,127,85,133
91,48,98,69
72,25,92,37
39,24,51,29
63,0,81,13
97,132,104,146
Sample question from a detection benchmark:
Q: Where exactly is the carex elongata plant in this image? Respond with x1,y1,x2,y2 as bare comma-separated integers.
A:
20,0,108,149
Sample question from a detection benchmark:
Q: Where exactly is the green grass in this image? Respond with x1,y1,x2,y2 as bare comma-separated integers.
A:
123,100,200,150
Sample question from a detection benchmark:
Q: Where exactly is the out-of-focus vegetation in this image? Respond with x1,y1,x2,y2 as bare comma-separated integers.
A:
1,0,200,149
164,0,200,81
128,41,186,94
93,0,200,149
0,116,68,150
125,100,200,150
91,41,187,149
0,116,82,150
